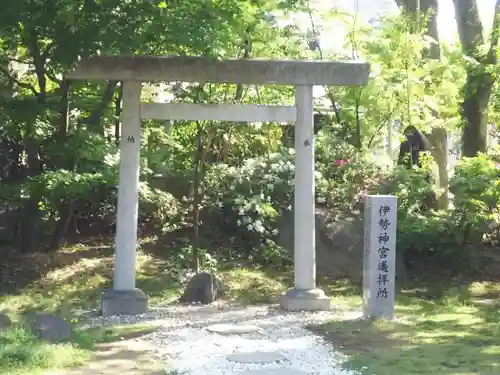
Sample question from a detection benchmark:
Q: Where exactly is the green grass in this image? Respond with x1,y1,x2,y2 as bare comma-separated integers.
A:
0,320,155,375
0,239,292,375
3,239,500,375
310,279,500,375
0,241,181,317
221,267,292,304
0,238,181,375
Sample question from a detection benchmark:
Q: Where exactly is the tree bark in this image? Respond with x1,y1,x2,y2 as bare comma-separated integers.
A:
453,0,500,156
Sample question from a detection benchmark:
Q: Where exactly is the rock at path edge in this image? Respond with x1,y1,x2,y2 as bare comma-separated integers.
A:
30,312,73,343
227,351,286,363
0,312,12,330
180,272,223,304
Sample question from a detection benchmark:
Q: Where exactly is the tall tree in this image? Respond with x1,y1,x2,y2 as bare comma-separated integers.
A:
395,0,440,58
453,0,500,156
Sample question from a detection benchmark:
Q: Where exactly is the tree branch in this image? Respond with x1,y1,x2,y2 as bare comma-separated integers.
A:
234,36,252,102
0,65,38,96
45,66,63,85
85,81,118,130
306,6,342,124
367,107,397,148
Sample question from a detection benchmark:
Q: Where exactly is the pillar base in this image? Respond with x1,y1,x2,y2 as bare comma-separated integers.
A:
279,288,331,311
100,288,148,317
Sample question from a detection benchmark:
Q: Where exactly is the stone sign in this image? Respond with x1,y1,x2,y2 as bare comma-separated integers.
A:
362,195,397,319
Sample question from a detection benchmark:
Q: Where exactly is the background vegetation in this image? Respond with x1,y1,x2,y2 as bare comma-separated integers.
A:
0,0,499,374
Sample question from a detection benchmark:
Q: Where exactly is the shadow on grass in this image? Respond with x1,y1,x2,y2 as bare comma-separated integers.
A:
310,279,500,375
0,244,115,296
0,245,181,318
0,321,159,375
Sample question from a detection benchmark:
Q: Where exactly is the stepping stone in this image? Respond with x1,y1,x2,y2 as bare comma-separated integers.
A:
206,324,260,334
227,351,285,363
241,369,307,375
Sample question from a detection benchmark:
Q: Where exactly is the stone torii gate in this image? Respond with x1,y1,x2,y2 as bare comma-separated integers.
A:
67,56,370,316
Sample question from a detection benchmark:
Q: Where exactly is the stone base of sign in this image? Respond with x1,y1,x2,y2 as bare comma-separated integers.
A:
279,288,330,311
100,288,148,317
362,305,395,321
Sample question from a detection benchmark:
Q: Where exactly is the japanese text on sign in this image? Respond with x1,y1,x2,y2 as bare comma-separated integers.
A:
376,204,391,300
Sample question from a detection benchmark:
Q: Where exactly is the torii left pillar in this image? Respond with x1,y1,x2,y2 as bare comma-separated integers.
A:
101,81,148,316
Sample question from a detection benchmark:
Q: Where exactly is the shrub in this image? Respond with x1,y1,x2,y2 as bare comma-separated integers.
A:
0,166,181,248
201,138,382,263
449,153,500,246
392,153,500,268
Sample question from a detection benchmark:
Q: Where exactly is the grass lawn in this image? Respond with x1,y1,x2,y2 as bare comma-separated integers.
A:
0,238,179,375
0,238,292,375
311,279,500,375
2,238,500,375
0,321,157,375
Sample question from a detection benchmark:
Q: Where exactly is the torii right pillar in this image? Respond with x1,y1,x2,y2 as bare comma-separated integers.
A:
280,84,330,311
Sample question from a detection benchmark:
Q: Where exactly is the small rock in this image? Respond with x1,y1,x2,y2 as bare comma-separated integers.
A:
206,324,260,334
30,313,72,343
0,313,12,330
241,369,308,375
180,272,223,304
227,351,285,363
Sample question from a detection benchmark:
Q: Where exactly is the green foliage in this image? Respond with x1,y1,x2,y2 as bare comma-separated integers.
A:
374,164,437,216
201,131,382,263
0,0,497,275
0,323,89,375
449,153,500,245
391,153,500,263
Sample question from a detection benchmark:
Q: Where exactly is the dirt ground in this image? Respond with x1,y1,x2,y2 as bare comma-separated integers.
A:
45,338,166,375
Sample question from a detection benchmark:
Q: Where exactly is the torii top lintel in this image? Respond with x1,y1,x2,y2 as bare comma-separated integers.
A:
66,55,370,86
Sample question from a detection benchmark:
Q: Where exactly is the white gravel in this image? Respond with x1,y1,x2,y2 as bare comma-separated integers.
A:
84,303,363,375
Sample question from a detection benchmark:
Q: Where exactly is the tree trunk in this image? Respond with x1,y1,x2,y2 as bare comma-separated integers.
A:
48,80,73,250
461,73,494,156
428,127,449,209
453,0,499,156
191,121,203,274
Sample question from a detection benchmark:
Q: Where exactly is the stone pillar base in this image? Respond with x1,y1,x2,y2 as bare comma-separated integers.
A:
279,288,331,311
101,288,148,317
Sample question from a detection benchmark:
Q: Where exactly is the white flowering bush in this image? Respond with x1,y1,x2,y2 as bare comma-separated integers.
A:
203,148,295,241
201,141,381,263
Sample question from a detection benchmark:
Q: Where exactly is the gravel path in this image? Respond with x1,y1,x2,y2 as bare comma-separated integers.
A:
85,303,363,375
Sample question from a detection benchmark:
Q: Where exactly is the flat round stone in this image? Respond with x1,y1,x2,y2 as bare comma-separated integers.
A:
206,324,260,334
227,351,285,363
241,368,307,375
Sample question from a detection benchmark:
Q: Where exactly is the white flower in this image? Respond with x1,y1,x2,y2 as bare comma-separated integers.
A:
254,220,265,233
